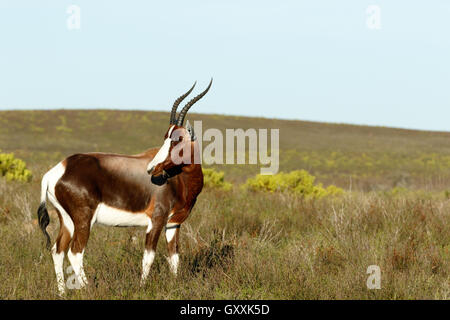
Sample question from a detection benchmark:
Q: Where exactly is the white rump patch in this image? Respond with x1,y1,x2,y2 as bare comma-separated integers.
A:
147,125,175,173
47,162,65,198
94,203,150,228
45,162,74,237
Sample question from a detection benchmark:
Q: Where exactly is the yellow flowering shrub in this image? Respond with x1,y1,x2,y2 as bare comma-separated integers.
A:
202,168,233,191
0,150,32,182
243,170,343,198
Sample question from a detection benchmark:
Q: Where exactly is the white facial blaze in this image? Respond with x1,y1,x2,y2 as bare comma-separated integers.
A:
147,126,175,173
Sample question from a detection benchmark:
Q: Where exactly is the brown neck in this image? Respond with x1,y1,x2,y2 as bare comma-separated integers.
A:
176,163,203,211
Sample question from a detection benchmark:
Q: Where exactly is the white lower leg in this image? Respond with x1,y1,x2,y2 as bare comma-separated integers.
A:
67,249,88,288
165,226,179,275
51,244,66,295
141,250,155,285
167,253,179,275
140,217,155,285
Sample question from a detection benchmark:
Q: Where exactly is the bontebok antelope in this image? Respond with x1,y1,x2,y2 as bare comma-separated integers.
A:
37,80,211,294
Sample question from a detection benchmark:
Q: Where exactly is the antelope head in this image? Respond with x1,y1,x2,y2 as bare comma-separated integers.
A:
147,79,212,185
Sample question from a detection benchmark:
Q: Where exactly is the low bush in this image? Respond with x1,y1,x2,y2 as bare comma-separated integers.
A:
243,170,343,198
0,150,32,182
202,168,233,191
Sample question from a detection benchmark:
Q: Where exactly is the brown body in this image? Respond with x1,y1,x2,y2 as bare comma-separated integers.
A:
54,149,203,254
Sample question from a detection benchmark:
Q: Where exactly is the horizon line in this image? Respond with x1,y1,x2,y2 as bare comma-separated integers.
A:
0,107,448,134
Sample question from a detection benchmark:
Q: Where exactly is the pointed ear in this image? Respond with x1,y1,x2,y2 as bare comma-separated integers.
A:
186,120,196,141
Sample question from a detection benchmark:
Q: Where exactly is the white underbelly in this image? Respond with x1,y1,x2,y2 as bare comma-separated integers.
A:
94,203,150,228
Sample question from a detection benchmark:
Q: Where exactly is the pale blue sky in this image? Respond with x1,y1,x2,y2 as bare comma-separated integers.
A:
0,1,449,131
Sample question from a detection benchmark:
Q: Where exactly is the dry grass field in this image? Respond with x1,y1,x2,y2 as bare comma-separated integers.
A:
0,110,449,299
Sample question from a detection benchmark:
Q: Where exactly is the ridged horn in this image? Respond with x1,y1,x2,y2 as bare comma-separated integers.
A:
176,78,213,126
170,82,197,124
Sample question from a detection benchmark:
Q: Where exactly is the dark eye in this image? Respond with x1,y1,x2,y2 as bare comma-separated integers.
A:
172,136,183,143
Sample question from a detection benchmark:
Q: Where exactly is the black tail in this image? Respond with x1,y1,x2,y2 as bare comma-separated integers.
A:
37,203,51,250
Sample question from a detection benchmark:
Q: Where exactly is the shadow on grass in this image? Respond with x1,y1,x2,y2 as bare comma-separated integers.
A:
187,229,235,276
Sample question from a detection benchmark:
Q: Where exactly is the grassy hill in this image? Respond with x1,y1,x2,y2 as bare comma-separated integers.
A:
0,110,449,299
0,109,449,190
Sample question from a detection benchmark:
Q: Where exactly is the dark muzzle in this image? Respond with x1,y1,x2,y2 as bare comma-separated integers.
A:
151,170,170,186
